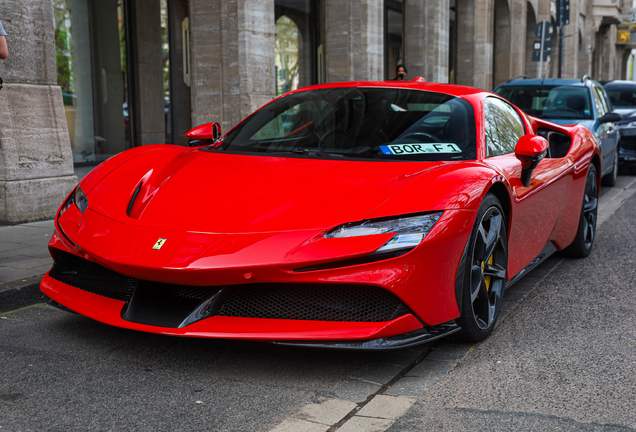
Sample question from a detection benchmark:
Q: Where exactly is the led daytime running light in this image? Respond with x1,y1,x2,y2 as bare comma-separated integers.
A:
325,212,443,254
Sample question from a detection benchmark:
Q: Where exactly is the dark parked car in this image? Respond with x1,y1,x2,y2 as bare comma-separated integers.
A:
603,80,636,172
495,77,621,186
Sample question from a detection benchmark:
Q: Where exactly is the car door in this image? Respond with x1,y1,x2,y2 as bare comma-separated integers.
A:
598,84,620,161
483,97,571,278
592,84,617,175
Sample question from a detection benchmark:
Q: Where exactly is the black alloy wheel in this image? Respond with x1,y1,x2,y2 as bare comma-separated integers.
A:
456,194,508,342
564,164,598,258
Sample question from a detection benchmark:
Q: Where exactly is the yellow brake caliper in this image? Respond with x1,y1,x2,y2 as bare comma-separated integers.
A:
481,229,493,292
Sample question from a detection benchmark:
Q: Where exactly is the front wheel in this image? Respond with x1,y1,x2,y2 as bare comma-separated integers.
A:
456,194,508,342
563,164,598,258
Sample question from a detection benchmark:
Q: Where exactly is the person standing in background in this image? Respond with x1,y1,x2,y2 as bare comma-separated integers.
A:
0,17,8,59
0,16,7,91
393,65,408,81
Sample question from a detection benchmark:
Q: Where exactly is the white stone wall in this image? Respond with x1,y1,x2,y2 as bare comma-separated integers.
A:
0,0,77,224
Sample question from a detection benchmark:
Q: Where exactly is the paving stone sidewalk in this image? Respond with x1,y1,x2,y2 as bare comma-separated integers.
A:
0,220,55,284
0,220,55,311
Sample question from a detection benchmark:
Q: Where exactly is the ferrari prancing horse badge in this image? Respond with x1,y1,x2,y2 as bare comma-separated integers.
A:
152,238,167,250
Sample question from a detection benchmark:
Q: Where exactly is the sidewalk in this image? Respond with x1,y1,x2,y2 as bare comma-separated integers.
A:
0,166,92,311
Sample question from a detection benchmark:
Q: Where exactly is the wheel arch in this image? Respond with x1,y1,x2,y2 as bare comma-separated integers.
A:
591,153,601,186
487,182,511,231
455,181,511,316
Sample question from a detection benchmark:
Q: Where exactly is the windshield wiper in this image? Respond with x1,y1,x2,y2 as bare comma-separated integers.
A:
289,148,345,158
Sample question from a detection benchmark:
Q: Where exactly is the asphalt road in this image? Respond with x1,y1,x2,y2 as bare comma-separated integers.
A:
387,186,636,431
1,185,635,431
0,306,381,431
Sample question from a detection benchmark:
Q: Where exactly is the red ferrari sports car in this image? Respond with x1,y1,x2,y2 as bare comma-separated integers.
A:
41,80,600,349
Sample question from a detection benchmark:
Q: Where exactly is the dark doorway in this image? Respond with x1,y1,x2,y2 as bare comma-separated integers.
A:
166,0,192,146
384,0,403,80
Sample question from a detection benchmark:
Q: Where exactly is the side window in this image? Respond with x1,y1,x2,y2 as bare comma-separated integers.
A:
592,87,607,117
598,86,613,112
484,97,525,157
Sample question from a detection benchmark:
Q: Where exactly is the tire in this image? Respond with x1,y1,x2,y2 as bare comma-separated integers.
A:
601,147,619,187
456,193,508,342
563,165,598,258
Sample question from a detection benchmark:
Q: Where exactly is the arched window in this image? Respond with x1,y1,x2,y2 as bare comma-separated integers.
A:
275,0,316,96
275,16,300,95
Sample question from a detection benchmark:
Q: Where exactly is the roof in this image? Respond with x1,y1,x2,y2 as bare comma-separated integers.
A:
496,78,587,88
292,80,490,98
603,80,636,88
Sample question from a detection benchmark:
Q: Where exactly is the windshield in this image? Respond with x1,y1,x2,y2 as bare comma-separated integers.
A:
213,88,477,161
495,85,593,120
605,85,636,108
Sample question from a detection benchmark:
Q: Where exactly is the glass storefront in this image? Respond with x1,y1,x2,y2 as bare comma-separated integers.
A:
52,0,191,163
275,0,315,95
161,0,172,144
53,0,132,164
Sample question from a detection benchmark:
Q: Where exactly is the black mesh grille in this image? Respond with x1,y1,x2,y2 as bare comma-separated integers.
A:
217,284,412,322
49,253,413,323
49,252,137,302
172,285,213,301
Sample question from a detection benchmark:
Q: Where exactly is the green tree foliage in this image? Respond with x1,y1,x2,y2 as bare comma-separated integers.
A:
52,0,73,95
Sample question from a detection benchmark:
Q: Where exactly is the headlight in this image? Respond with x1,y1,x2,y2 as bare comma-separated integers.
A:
324,212,443,253
74,185,89,214
629,121,636,127
59,191,75,217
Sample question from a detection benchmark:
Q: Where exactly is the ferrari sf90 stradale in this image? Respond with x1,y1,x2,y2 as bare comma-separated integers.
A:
41,80,600,348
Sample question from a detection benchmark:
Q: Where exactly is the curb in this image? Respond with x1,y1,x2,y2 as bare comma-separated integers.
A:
0,274,46,313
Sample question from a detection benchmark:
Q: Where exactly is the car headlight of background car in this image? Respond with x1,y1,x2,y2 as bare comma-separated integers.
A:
324,212,443,254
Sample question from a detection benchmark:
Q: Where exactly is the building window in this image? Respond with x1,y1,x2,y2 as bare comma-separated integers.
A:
385,0,403,80
52,0,133,164
275,0,316,96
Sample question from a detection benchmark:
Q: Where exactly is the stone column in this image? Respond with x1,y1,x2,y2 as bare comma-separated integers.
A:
131,0,165,145
564,1,576,78
404,0,450,83
0,0,77,224
509,0,527,78
324,0,383,82
456,0,494,89
188,0,275,133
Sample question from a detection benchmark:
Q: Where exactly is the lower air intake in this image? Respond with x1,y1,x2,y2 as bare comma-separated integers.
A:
49,252,137,302
217,284,412,322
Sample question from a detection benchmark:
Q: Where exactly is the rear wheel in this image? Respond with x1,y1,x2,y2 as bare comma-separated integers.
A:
456,194,508,342
563,165,598,258
601,147,619,187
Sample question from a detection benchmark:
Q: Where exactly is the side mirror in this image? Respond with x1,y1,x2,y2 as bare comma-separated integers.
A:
515,134,549,187
599,112,622,124
186,122,221,147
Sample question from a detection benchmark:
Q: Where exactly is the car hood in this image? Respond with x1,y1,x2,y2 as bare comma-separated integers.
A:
614,108,636,124
87,147,442,234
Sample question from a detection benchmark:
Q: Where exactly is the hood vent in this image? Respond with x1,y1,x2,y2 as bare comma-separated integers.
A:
127,182,143,217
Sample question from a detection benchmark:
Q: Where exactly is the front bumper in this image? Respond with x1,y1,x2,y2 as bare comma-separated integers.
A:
618,127,636,164
44,206,475,342
41,273,423,341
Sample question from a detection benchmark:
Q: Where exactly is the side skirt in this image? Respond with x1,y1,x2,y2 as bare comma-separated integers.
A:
505,242,558,290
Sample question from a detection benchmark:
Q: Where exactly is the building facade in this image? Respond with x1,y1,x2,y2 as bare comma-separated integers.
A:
0,0,633,222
